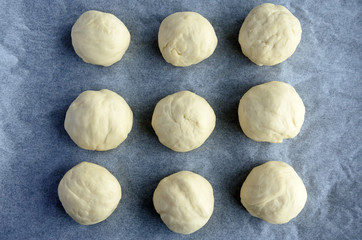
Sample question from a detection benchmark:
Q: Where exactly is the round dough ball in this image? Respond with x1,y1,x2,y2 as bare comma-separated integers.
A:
153,171,214,234
71,10,130,66
58,162,122,225
151,91,216,152
238,81,305,143
238,3,302,66
64,89,133,151
158,11,218,67
240,161,307,224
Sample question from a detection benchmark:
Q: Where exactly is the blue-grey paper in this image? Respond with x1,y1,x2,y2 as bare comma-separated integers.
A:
0,0,361,239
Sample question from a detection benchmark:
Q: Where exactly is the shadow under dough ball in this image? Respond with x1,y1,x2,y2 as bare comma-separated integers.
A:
238,3,302,66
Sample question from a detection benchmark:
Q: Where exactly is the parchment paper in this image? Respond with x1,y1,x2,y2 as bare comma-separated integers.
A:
0,0,361,239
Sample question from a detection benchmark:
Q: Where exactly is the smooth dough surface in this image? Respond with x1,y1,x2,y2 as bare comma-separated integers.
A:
64,89,133,151
153,171,214,234
238,81,305,143
158,11,218,67
151,91,216,152
71,10,130,66
238,3,302,66
240,161,307,224
58,162,122,225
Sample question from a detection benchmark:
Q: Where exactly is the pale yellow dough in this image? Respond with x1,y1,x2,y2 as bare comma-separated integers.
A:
71,10,130,66
151,91,216,152
238,3,302,66
158,12,218,67
58,162,122,225
153,171,214,234
64,89,133,151
238,81,305,143
240,161,307,224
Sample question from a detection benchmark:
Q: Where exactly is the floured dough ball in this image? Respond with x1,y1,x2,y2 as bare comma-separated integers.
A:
64,89,133,151
151,91,216,152
71,10,130,66
158,12,218,67
153,171,214,234
240,161,307,224
238,81,305,143
238,3,302,66
58,162,122,225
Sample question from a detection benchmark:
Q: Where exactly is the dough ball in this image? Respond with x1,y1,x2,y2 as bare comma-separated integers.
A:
158,12,218,67
240,161,307,224
153,171,214,234
71,10,130,66
238,3,302,66
64,89,133,151
151,91,216,152
238,81,305,143
58,162,122,225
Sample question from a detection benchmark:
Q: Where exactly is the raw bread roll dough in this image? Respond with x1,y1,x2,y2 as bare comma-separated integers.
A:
158,12,218,67
240,161,307,224
71,10,130,66
153,171,214,234
238,81,305,143
64,89,133,151
151,91,216,152
238,3,302,66
58,162,122,225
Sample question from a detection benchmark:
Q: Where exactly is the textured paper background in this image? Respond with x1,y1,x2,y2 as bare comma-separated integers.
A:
0,0,361,239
